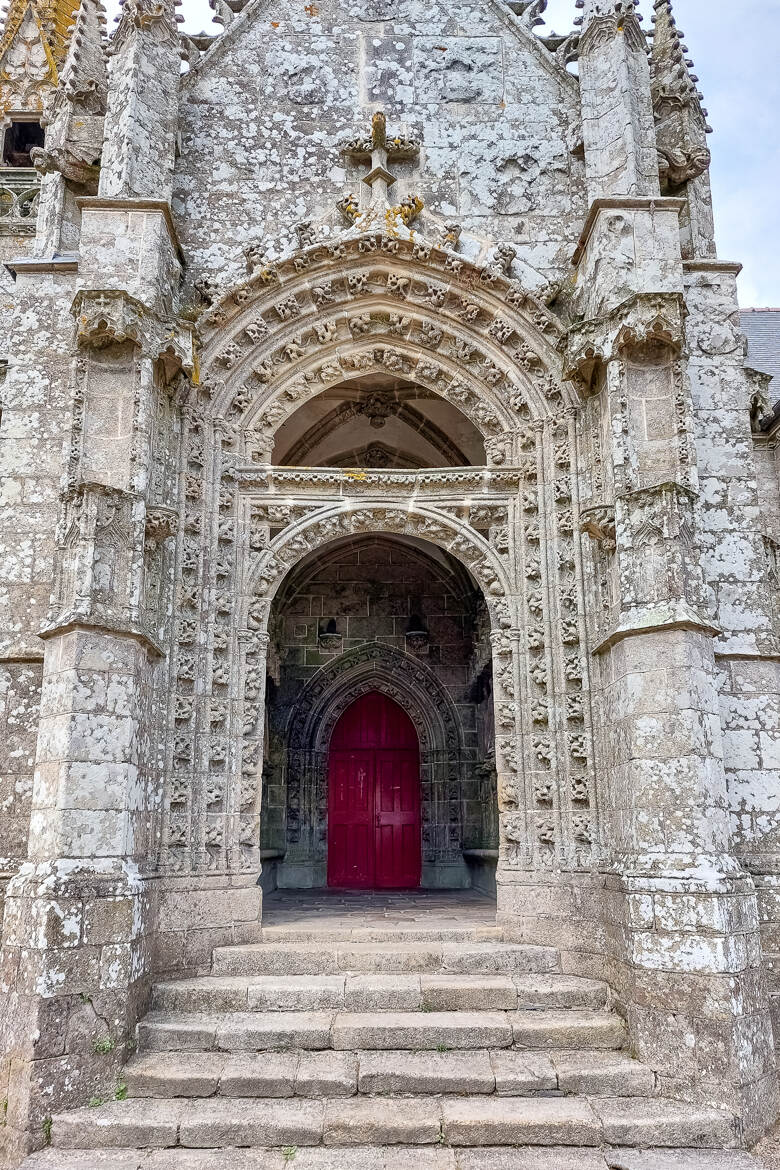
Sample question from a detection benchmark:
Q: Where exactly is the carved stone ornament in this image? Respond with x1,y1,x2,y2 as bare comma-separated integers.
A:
580,504,616,551
72,289,196,372
562,292,685,385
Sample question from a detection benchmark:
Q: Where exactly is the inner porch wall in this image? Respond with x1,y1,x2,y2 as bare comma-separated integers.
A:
263,536,497,889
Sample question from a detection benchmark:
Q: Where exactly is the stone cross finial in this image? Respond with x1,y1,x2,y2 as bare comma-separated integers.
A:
341,111,420,209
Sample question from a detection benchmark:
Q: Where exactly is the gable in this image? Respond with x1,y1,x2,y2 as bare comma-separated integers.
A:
174,0,586,292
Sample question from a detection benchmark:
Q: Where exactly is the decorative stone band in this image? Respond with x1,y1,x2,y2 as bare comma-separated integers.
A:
234,465,529,497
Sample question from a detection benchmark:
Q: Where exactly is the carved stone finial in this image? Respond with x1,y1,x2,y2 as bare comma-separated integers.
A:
337,194,360,224
492,242,517,275
394,194,423,226
295,220,316,248
649,0,712,193
29,0,108,184
340,110,421,211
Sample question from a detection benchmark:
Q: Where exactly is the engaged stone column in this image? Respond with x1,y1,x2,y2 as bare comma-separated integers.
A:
0,484,164,1159
685,261,780,1052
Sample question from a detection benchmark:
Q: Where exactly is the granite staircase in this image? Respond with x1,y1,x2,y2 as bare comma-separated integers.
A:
20,918,760,1170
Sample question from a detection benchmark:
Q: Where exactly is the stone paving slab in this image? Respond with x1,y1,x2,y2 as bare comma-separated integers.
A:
420,974,518,1011
262,927,505,943
213,941,560,978
144,1007,630,1054
343,973,423,1010
219,1053,300,1097
550,1050,654,1097
54,1100,183,1150
322,1096,443,1145
330,1009,513,1050
178,1099,325,1148
454,1151,610,1169
215,1012,336,1051
603,1153,762,1170
125,1053,228,1097
151,972,607,1014
17,1149,767,1170
441,1096,602,1147
489,1050,559,1095
591,1097,740,1149
50,1095,739,1152
357,1048,497,1094
261,889,498,929
514,975,608,1010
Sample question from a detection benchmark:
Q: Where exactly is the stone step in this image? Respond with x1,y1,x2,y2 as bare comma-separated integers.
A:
212,940,561,978
137,1009,624,1053
260,925,506,943
124,1047,653,1099
47,1096,739,1152
18,1148,765,1170
150,973,607,1014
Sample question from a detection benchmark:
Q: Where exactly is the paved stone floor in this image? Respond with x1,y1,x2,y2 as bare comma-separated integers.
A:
262,888,498,930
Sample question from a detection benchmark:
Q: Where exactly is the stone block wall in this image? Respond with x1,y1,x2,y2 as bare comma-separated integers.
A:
174,0,586,299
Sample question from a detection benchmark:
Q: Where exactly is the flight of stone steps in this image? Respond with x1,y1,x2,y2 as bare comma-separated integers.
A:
20,919,762,1170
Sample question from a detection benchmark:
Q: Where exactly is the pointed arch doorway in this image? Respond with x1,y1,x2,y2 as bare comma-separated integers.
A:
327,691,422,889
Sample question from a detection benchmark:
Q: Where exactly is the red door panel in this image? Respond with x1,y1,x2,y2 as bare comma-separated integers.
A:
327,693,421,889
327,752,373,887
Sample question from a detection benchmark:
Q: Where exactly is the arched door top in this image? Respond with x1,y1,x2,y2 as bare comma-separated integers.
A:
330,691,418,752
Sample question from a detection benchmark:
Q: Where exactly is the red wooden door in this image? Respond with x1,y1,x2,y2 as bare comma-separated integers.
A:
327,692,421,889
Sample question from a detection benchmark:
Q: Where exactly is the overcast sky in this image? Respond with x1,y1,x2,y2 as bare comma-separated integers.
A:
119,0,779,307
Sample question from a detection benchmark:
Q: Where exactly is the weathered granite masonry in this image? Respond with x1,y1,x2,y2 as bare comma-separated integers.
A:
0,0,779,1161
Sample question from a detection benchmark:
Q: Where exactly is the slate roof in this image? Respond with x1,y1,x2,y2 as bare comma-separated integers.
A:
741,309,780,394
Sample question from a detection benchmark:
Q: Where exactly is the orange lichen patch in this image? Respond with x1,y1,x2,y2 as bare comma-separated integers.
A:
304,4,319,15
270,20,280,27
0,0,77,77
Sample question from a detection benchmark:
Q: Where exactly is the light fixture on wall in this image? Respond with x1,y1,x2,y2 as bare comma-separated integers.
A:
405,613,429,655
318,617,343,651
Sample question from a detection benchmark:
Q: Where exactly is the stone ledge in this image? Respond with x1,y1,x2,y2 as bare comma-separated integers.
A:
4,253,79,277
591,600,720,654
572,197,687,265
76,196,185,265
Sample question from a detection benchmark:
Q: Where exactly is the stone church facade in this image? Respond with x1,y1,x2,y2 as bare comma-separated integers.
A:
1,0,780,1161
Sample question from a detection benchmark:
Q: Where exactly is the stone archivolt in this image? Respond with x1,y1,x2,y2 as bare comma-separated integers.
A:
197,232,567,451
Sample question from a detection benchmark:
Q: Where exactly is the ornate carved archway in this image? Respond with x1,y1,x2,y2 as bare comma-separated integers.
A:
160,228,598,891
195,229,572,467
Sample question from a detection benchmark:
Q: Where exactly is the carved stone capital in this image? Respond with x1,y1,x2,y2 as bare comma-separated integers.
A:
45,481,165,650
578,9,645,57
145,505,179,547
